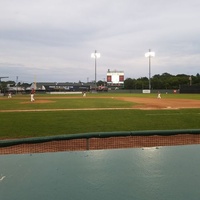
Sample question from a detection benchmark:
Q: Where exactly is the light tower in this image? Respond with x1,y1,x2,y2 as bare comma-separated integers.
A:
145,49,155,90
91,50,101,87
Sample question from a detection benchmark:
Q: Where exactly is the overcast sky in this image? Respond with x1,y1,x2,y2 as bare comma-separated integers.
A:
0,0,200,83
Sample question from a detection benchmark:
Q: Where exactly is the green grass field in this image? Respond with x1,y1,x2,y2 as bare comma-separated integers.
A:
0,93,200,139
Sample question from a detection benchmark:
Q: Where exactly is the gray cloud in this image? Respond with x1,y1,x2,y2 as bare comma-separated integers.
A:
0,0,200,83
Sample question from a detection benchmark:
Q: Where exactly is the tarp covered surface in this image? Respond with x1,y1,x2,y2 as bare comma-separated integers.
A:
1,145,200,200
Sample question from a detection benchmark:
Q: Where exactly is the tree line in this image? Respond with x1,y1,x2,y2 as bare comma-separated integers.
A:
123,73,200,90
1,72,200,92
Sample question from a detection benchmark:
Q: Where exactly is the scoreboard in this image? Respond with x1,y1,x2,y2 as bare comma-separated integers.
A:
107,70,124,84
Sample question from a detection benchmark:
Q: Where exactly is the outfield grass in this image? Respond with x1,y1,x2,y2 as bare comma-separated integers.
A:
0,93,200,139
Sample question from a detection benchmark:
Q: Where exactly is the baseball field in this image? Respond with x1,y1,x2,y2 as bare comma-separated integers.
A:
0,92,200,140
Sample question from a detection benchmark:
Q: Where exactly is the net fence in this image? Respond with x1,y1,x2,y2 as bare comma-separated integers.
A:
1,129,200,154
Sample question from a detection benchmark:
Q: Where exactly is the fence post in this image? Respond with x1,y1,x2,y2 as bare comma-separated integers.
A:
86,138,89,150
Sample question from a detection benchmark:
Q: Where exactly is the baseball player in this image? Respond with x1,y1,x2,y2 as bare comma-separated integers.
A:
8,92,12,98
83,91,86,97
157,92,161,99
30,88,35,102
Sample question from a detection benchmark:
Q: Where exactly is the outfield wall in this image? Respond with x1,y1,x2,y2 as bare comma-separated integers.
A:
48,92,82,94
107,89,178,94
179,85,200,94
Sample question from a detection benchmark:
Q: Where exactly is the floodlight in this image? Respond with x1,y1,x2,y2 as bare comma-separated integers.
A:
145,52,155,57
91,52,101,58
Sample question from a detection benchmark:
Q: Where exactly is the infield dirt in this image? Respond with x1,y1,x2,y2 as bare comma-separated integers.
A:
118,97,200,109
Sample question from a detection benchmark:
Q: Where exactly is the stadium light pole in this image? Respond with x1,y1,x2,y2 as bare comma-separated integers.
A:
145,49,155,90
91,50,101,87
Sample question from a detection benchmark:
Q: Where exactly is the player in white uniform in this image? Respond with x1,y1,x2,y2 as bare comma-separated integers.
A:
157,92,161,99
30,88,35,102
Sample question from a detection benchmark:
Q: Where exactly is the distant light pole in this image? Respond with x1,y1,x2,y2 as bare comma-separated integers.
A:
91,50,101,87
189,76,192,86
145,49,155,90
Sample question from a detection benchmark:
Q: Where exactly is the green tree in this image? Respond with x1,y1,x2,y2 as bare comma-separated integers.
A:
123,72,200,90
97,80,106,86
124,78,134,89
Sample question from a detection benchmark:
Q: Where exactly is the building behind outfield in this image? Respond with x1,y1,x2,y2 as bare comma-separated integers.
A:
28,82,92,93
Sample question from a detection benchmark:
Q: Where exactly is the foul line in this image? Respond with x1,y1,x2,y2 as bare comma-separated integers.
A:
0,107,199,113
